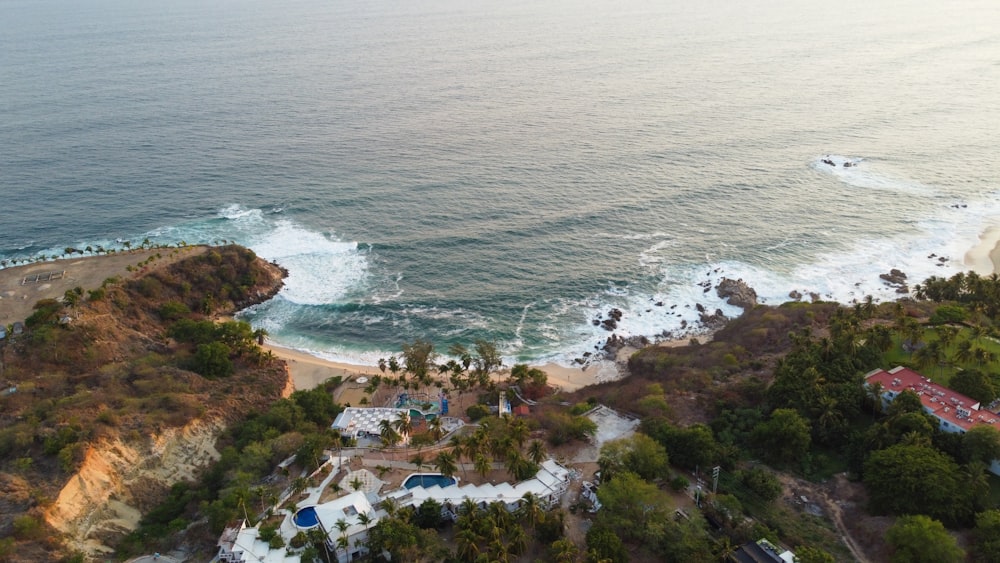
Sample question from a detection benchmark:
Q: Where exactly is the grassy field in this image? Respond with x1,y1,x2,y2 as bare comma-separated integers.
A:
881,327,1000,388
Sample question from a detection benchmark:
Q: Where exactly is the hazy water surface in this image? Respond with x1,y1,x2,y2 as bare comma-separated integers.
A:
2,0,1000,364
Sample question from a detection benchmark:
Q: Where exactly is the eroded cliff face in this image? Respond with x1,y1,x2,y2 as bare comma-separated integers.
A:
46,418,225,556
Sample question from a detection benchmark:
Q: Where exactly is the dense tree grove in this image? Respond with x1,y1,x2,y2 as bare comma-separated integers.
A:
885,515,964,563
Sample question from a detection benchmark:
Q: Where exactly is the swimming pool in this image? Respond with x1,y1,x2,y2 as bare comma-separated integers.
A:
403,473,457,489
293,506,320,529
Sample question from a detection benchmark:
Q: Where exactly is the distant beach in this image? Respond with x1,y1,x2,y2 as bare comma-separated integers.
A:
963,226,1000,276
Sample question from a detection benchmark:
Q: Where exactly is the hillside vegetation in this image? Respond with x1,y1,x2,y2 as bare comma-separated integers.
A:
0,245,287,561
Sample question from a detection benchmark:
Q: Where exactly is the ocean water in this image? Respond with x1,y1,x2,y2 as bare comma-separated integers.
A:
3,0,1000,366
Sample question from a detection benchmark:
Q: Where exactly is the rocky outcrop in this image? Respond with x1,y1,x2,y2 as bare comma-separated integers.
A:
716,278,758,310
699,308,728,330
593,308,624,331
879,269,909,294
45,419,225,555
602,333,651,354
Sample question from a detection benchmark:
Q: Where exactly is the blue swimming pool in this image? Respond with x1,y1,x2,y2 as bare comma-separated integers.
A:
403,474,457,489
293,506,319,529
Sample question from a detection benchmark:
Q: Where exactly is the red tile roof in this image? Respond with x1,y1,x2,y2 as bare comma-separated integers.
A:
865,366,1000,431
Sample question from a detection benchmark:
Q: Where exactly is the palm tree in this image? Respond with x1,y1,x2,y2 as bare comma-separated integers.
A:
427,416,444,442
457,498,480,520
448,435,470,478
378,357,387,374
954,338,977,366
974,346,997,368
392,412,413,443
714,536,738,562
517,492,545,530
913,339,945,375
970,325,989,344
866,380,885,420
358,510,373,531
527,440,546,465
292,476,310,497
455,527,481,562
814,395,844,439
334,519,350,561
474,453,491,480
861,295,876,319
866,324,894,354
504,449,527,480
253,328,268,346
434,450,458,479
506,523,528,556
307,528,333,562
508,418,530,448
378,419,401,447
550,538,579,563
388,356,401,380
936,325,959,350
350,476,364,491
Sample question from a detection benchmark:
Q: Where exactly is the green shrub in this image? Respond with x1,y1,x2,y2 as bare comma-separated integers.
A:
670,475,690,491
192,342,233,379
929,305,968,325
158,301,190,321
466,404,489,421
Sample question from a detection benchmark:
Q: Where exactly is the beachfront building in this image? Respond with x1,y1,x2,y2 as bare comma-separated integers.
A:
216,492,381,563
216,459,572,562
384,459,572,518
215,520,301,563
865,366,1000,474
331,407,411,445
289,491,380,563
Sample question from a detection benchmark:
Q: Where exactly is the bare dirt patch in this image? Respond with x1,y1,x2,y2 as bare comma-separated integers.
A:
0,247,207,324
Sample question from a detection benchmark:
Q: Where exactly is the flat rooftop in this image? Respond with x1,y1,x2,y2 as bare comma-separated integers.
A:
866,366,1000,431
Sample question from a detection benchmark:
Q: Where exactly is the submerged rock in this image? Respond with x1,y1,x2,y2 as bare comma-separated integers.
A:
879,268,909,293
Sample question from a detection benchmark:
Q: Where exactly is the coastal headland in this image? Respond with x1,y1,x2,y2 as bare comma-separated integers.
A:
0,247,207,325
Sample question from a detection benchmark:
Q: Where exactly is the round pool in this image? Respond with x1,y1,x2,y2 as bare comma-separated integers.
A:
293,506,320,529
403,473,457,489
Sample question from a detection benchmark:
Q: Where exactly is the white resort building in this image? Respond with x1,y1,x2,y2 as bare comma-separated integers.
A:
331,407,411,444
865,366,1000,475
215,457,573,563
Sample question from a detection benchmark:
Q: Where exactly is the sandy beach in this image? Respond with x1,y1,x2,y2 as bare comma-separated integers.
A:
264,341,617,395
964,226,1000,275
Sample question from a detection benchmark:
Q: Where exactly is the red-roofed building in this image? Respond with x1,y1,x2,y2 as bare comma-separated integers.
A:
513,405,531,416
865,366,1000,474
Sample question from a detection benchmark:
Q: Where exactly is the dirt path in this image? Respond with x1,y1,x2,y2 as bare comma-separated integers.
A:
816,487,872,563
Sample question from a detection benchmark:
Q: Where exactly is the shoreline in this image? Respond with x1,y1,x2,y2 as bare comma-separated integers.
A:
265,333,713,395
263,341,620,394
964,225,1000,276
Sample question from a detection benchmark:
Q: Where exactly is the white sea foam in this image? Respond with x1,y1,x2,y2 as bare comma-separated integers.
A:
249,220,369,306
537,187,1000,367
812,155,936,195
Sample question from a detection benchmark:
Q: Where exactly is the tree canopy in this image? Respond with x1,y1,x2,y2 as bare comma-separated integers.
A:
885,515,964,563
